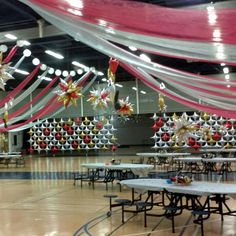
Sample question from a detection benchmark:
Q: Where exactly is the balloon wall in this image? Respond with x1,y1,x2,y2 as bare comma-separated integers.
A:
151,112,236,150
28,117,117,154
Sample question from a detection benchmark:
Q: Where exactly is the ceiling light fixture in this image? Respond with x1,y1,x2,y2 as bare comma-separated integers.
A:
70,71,76,77
97,71,104,76
23,49,31,57
72,61,89,71
40,64,47,71
129,46,137,51
223,67,229,74
225,74,230,80
48,68,55,74
115,83,123,88
45,50,64,59
77,69,83,75
55,69,62,76
17,40,31,47
32,58,40,66
0,45,8,52
62,70,69,77
38,76,52,81
140,90,146,94
15,69,29,75
132,87,137,91
4,33,17,40
140,53,151,62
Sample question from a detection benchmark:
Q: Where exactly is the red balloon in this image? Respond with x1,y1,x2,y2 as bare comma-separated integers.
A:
111,145,118,152
152,123,160,132
63,124,70,131
75,117,82,125
43,128,50,136
192,142,201,150
83,135,91,144
212,132,221,141
67,127,74,135
39,141,47,149
188,137,196,146
156,118,164,128
72,140,79,149
28,146,34,154
51,146,59,153
161,133,170,142
96,121,103,130
224,121,232,129
55,132,62,140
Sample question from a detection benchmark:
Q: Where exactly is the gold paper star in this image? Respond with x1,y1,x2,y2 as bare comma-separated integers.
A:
56,79,82,107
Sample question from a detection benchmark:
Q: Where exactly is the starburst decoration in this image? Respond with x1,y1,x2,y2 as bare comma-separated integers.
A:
55,79,82,107
117,96,134,116
87,87,112,110
172,113,198,144
0,52,14,91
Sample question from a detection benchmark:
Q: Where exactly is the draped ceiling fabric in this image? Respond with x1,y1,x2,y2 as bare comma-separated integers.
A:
19,0,236,118
1,71,95,132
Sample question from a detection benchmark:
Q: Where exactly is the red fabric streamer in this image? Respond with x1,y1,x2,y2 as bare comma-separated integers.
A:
0,64,41,107
8,76,59,120
3,45,19,64
29,0,236,44
120,62,236,119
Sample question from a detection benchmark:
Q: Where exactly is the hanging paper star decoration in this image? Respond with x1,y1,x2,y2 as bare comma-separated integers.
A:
172,113,199,145
3,98,13,128
107,57,119,82
117,96,134,116
87,87,112,110
0,52,14,91
55,79,82,107
158,93,167,113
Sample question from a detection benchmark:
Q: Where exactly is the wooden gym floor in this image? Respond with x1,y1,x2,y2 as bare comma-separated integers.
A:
0,155,236,236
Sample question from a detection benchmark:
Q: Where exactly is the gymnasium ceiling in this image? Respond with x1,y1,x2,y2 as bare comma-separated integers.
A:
0,0,235,90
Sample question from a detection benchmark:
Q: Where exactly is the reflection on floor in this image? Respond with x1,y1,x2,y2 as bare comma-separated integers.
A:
0,155,235,236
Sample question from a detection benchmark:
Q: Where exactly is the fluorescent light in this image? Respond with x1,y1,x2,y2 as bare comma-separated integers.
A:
223,67,229,74
129,46,137,51
115,83,123,88
101,78,107,82
15,69,29,75
97,71,104,76
72,61,89,70
132,87,137,91
140,53,151,62
140,90,146,94
22,40,31,46
45,50,64,59
17,40,31,47
5,33,17,40
227,84,231,88
220,63,226,66
38,76,52,81
225,74,230,80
